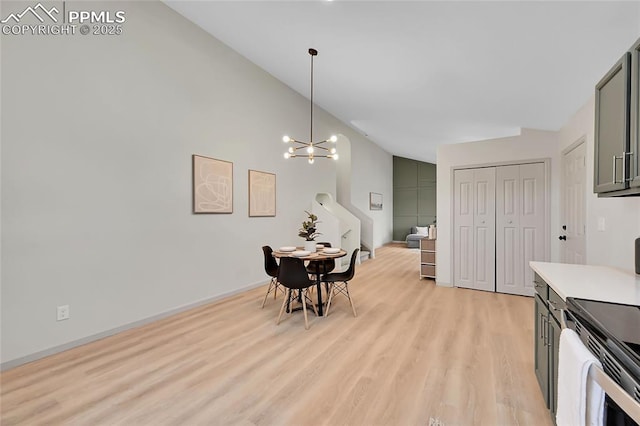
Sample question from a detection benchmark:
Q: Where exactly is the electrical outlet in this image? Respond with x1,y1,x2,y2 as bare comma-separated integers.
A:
57,305,70,321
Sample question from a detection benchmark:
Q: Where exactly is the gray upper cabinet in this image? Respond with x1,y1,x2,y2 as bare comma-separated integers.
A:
594,52,630,194
630,39,640,189
594,36,640,197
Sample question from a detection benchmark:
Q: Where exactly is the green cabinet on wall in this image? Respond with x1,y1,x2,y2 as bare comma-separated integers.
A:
392,156,436,241
594,36,640,196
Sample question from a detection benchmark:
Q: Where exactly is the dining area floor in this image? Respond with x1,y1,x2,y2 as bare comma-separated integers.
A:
1,243,552,425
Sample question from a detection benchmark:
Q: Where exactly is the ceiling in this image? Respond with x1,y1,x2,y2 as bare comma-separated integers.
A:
165,1,640,163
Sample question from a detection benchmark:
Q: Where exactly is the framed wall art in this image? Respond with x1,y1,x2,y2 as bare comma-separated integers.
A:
370,192,383,210
192,155,233,214
248,169,276,217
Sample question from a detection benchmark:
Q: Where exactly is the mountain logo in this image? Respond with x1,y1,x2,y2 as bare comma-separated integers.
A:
1,3,59,24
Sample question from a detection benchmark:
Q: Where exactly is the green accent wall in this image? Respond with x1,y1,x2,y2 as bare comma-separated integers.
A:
393,156,437,241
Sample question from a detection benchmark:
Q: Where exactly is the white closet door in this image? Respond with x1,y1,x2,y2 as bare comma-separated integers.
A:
454,168,496,291
496,165,521,295
454,169,475,289
473,167,496,292
519,163,545,295
496,163,545,296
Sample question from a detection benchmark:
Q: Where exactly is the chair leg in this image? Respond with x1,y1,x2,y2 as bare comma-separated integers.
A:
301,290,309,330
277,289,290,325
261,278,275,308
304,289,318,316
325,283,335,317
345,283,357,317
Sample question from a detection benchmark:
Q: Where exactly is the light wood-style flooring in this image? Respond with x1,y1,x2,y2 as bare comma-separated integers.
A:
1,243,552,425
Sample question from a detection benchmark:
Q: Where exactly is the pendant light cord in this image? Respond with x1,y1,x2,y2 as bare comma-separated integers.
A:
310,50,314,144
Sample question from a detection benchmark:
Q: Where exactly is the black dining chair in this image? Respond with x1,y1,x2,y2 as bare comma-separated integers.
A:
322,248,359,317
306,242,336,291
261,246,282,308
277,257,318,330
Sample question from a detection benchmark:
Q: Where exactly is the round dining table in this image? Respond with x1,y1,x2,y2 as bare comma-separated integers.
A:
272,247,347,316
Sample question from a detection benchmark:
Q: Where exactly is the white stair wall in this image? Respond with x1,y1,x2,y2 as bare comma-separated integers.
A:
312,193,361,268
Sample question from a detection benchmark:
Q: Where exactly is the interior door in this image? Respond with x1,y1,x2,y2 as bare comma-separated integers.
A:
561,142,587,264
519,163,546,295
454,168,495,291
454,169,475,289
496,163,545,296
473,167,496,292
496,165,521,295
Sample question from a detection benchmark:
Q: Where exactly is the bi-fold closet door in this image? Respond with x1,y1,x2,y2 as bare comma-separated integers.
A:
454,163,545,296
453,168,496,292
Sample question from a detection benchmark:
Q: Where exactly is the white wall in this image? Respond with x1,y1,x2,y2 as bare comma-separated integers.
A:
0,1,392,365
436,129,560,286
336,134,393,252
558,96,640,272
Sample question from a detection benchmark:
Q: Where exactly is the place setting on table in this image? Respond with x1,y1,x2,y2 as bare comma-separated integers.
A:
272,244,344,260
269,211,348,321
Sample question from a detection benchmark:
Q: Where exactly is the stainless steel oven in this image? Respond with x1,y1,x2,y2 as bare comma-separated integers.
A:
564,298,640,425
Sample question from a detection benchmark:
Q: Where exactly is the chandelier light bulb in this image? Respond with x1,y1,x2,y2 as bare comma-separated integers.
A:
282,135,291,143
329,135,338,143
330,148,336,154
308,157,314,164
284,152,290,159
288,147,294,154
307,146,314,154
333,154,339,160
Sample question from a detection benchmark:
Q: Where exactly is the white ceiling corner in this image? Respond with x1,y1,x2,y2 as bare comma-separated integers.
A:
164,0,640,163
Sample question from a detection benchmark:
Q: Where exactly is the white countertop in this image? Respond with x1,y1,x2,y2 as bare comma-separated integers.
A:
529,261,640,305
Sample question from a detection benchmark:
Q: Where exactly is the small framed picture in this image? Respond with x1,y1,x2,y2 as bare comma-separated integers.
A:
248,169,276,217
370,192,382,210
192,155,233,214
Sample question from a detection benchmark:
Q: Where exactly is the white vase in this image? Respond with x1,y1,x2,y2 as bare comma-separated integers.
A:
304,241,316,252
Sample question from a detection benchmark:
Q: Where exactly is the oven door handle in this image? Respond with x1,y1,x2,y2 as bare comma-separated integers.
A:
560,309,568,329
589,364,640,425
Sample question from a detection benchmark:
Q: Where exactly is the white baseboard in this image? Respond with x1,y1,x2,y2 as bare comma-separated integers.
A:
0,280,267,371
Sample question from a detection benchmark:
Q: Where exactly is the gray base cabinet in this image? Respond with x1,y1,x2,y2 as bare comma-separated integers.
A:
534,293,550,406
533,273,565,423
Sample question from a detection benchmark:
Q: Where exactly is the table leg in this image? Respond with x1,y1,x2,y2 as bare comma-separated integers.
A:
316,261,326,316
316,278,323,316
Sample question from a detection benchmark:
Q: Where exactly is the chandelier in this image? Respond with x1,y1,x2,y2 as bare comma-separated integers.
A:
283,48,338,164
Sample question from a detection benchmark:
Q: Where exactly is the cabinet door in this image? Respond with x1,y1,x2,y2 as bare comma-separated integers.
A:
548,316,561,419
594,52,630,193
630,40,640,188
534,294,549,407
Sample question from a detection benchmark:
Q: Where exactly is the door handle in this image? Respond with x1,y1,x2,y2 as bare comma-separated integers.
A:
558,235,566,241
613,155,622,184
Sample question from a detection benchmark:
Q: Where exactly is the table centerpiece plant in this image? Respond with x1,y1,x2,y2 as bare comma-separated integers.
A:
299,211,321,252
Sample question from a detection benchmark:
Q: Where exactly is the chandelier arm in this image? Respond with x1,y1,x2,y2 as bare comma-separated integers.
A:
291,141,312,147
